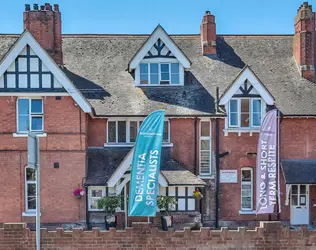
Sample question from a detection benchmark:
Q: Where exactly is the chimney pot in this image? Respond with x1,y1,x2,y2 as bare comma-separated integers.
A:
40,5,45,11
33,4,39,10
54,4,59,12
205,10,211,15
25,4,30,11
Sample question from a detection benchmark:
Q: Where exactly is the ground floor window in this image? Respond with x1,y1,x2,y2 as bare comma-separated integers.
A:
88,186,122,211
25,167,36,212
241,168,253,210
159,186,196,211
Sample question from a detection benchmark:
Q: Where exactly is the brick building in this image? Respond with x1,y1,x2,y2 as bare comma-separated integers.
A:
0,2,316,229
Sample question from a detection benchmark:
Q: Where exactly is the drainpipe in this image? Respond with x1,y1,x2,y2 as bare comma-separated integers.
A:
215,87,220,228
194,118,198,175
85,185,90,229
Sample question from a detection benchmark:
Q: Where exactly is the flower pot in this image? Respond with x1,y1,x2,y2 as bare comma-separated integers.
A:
105,214,116,230
161,215,173,231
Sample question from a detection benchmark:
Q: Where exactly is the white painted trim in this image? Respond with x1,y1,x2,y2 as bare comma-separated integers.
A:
13,133,47,138
88,186,106,212
107,148,134,187
0,92,69,96
199,120,212,176
129,26,190,71
22,212,41,217
219,67,274,106
238,210,256,215
116,175,131,194
0,31,92,113
241,167,253,211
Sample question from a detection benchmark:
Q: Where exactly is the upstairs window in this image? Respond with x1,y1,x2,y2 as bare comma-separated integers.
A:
107,120,170,144
229,98,262,128
17,98,43,133
139,63,180,85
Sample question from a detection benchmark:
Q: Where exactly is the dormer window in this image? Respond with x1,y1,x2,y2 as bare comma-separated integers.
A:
140,62,180,85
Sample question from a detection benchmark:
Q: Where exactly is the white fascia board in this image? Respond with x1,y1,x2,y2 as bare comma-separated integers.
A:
0,31,92,113
129,26,191,71
0,92,70,96
219,67,274,106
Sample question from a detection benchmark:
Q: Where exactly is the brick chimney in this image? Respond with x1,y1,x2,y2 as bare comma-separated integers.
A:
23,3,63,65
200,11,216,57
294,2,315,82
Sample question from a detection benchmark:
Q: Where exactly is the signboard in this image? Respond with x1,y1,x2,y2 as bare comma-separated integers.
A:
220,170,237,183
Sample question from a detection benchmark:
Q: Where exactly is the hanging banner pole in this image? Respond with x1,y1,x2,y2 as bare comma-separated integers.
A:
256,109,278,214
128,110,165,217
277,110,281,214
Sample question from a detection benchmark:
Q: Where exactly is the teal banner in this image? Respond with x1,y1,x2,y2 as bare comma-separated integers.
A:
128,110,165,217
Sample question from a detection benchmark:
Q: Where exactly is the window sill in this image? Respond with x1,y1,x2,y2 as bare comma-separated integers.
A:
224,129,260,136
238,210,256,215
22,212,41,217
13,133,47,138
104,143,174,148
198,175,214,180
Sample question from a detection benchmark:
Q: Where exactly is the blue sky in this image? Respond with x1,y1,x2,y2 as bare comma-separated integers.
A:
0,0,313,34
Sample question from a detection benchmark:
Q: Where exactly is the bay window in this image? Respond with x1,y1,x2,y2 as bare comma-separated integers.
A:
228,98,262,128
241,168,253,210
139,62,180,85
17,98,43,133
107,119,169,144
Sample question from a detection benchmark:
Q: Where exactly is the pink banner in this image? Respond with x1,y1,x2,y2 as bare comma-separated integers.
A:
256,109,277,214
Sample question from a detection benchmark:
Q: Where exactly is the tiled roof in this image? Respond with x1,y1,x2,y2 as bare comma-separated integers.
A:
1,34,316,115
86,147,205,186
282,159,316,184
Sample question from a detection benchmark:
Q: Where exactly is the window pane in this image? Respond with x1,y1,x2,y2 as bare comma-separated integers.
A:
108,121,116,143
91,190,102,198
140,74,148,84
18,99,29,115
292,195,298,205
28,197,36,210
118,121,126,143
242,197,252,209
171,74,179,84
171,63,179,73
28,184,36,196
160,64,169,73
292,185,298,194
26,168,36,181
300,185,306,194
31,99,42,113
150,63,158,73
229,100,237,113
140,64,148,74
150,74,159,84
241,184,251,196
230,113,238,126
90,200,99,209
241,114,249,127
201,140,210,150
163,121,169,142
18,115,29,132
252,113,261,126
201,121,210,137
31,117,43,131
161,73,169,81
130,121,138,143
252,99,261,112
241,99,250,113
242,170,251,181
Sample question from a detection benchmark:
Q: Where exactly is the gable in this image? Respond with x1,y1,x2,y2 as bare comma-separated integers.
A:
0,45,65,92
219,66,274,105
128,25,191,71
0,31,92,113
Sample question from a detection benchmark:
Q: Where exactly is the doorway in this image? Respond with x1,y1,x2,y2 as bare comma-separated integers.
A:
290,184,309,225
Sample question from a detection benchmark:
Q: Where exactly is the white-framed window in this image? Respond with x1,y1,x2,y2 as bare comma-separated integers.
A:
88,186,106,211
228,98,262,128
200,120,212,176
17,98,43,133
25,167,36,212
107,119,170,144
139,62,180,85
241,168,253,210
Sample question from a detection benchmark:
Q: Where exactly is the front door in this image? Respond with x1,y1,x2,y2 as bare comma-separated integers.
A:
290,184,309,225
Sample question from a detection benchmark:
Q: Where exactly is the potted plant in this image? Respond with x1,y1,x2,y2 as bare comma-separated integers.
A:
98,195,121,230
157,196,177,231
73,186,85,199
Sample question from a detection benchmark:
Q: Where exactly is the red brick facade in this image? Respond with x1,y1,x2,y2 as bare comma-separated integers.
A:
0,96,86,224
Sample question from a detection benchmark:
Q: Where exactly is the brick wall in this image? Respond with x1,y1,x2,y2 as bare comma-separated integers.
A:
1,221,315,250
218,118,316,226
0,96,86,224
87,118,106,146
